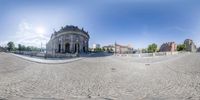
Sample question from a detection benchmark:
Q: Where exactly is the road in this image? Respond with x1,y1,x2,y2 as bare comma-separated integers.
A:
0,52,200,100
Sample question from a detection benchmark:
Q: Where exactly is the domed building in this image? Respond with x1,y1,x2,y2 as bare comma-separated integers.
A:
46,25,90,57
198,47,200,52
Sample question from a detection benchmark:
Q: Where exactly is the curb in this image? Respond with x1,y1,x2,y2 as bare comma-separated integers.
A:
11,53,83,64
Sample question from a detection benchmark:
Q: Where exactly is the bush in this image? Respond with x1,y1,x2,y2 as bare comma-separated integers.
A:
177,44,186,51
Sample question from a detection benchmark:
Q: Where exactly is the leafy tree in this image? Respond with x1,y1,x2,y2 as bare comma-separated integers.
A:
21,45,26,51
177,44,186,51
26,46,32,51
17,44,41,51
7,41,15,51
94,48,102,52
147,43,157,53
102,48,105,51
18,44,22,51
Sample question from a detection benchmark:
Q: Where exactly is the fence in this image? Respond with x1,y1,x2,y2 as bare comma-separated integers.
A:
114,51,190,57
13,51,78,58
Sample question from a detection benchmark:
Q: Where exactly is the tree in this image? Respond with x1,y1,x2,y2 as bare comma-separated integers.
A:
26,46,32,51
21,45,26,51
17,44,40,51
177,44,186,51
94,48,102,52
102,47,105,51
7,41,15,51
18,44,22,51
147,43,157,53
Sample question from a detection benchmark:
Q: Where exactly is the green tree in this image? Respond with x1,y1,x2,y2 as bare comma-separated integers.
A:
94,48,102,52
147,43,157,53
177,44,186,51
7,41,15,51
18,44,22,51
26,46,32,51
21,45,26,51
18,44,40,51
102,48,105,51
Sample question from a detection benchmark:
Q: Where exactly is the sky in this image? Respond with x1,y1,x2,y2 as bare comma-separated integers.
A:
0,0,200,49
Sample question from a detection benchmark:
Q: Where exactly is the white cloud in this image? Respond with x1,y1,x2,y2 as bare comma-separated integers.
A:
13,21,49,48
0,41,9,47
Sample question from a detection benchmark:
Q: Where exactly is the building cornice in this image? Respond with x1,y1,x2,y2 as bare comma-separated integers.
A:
51,31,89,41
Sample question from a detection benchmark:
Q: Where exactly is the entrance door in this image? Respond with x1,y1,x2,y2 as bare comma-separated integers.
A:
65,43,70,53
83,47,85,52
58,44,61,53
75,43,80,53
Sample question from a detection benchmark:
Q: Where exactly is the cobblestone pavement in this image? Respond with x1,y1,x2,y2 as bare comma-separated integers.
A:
0,52,200,100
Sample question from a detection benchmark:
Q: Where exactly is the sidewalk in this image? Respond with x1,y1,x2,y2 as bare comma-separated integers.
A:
11,53,83,64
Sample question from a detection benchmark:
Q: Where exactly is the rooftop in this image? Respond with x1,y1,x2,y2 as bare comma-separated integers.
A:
51,25,90,39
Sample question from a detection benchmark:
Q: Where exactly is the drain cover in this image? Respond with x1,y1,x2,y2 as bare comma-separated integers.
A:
145,64,150,66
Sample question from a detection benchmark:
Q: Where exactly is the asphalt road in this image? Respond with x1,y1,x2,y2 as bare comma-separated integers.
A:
0,52,200,100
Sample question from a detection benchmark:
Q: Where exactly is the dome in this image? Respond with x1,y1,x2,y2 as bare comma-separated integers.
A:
51,25,90,39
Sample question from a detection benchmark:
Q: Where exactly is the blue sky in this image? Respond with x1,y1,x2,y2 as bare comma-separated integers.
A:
0,0,200,48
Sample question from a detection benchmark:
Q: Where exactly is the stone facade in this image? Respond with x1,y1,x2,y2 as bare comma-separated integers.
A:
159,42,177,52
115,43,133,54
102,45,115,52
184,39,197,52
197,47,200,52
46,25,89,57
103,43,133,54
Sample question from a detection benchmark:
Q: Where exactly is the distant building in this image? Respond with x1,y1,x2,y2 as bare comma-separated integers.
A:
159,42,177,52
92,44,101,52
102,45,115,52
93,44,101,49
141,48,148,53
115,43,133,54
0,46,6,52
46,25,90,56
184,39,197,52
103,43,133,54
